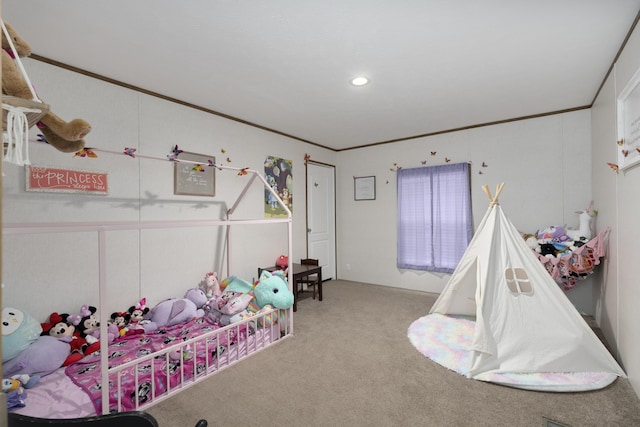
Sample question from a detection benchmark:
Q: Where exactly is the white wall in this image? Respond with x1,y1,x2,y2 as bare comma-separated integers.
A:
3,50,627,388
591,20,640,397
2,59,336,320
336,111,594,307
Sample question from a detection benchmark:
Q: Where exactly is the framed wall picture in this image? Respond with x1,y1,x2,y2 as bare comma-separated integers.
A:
354,175,376,201
617,66,640,171
174,151,215,196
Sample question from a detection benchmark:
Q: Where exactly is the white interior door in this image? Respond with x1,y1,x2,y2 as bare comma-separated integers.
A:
306,162,336,280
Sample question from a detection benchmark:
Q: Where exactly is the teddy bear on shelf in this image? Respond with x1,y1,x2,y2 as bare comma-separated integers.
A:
2,21,91,153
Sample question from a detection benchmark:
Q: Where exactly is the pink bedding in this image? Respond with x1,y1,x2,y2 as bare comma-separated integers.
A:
11,316,280,417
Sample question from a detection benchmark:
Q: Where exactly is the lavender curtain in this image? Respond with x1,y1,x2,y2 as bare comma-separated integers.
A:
397,162,472,273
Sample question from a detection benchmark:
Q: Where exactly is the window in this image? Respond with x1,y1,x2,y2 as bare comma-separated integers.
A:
505,268,533,295
397,163,472,273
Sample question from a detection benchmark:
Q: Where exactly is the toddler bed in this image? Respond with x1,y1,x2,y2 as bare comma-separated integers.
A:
10,309,286,418
3,165,294,417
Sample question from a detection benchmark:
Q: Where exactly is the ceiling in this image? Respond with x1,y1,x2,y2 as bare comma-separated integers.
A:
3,1,640,151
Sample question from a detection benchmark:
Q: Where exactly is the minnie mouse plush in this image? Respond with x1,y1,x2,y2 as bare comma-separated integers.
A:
75,305,118,353
110,311,131,337
40,312,87,366
127,298,149,335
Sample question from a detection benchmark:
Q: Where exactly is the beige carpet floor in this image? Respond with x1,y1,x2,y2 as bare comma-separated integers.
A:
147,280,640,427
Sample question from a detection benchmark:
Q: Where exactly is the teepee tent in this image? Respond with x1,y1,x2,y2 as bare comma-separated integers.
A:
425,183,625,390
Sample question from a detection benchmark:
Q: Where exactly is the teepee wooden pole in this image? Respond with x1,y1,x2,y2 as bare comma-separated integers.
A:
494,182,505,201
482,182,505,207
482,184,493,201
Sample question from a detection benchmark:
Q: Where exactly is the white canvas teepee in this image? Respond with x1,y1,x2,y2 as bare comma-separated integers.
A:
428,183,626,386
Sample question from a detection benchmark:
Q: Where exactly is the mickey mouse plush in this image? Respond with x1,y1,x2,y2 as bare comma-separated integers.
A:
40,312,87,366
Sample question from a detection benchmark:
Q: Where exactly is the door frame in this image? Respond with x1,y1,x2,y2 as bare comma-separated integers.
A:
305,160,337,280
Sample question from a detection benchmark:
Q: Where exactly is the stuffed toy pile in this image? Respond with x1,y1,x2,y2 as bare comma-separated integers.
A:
2,21,91,152
206,270,294,328
2,307,70,379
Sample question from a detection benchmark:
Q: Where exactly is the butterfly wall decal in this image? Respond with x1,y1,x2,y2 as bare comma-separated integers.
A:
167,145,183,161
445,158,451,163
192,164,205,172
74,148,98,158
607,162,619,173
431,151,436,156
124,147,137,158
482,162,488,167
221,148,226,153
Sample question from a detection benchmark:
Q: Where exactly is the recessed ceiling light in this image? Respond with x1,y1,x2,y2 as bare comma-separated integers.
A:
351,76,369,86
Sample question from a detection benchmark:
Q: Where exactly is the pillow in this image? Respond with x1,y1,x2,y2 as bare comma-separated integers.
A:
213,291,253,316
2,306,43,362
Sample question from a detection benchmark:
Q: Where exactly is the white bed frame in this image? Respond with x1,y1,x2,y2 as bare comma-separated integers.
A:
3,165,294,415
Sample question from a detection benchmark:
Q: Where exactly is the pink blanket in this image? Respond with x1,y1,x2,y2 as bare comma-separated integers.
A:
65,317,249,414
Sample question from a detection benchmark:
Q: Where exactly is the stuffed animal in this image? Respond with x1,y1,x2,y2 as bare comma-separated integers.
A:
110,311,131,337
566,209,595,241
206,289,254,326
142,287,208,332
168,344,193,362
224,270,294,310
2,306,41,362
127,298,149,335
75,305,118,353
40,312,87,366
521,233,539,250
1,21,91,153
535,225,566,241
201,272,221,299
2,308,71,378
2,374,38,392
2,376,28,410
255,271,293,308
220,271,294,330
2,374,38,410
